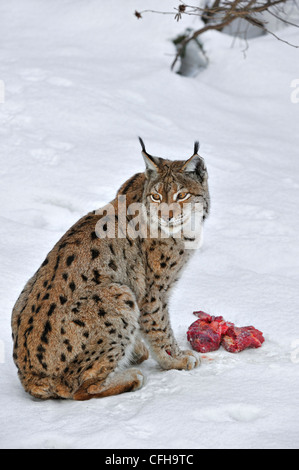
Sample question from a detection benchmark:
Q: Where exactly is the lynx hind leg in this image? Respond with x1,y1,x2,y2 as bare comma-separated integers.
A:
21,283,142,401
73,367,144,401
72,283,143,400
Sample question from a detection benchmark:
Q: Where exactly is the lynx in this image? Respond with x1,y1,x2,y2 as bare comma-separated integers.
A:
11,138,210,400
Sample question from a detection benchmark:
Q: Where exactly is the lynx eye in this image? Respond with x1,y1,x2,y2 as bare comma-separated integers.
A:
176,192,190,202
150,193,162,202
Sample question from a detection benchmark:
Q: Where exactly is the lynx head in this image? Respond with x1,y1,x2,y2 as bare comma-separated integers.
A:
139,137,210,238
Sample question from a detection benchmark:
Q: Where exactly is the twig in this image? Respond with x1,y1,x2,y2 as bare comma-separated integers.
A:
135,1,299,69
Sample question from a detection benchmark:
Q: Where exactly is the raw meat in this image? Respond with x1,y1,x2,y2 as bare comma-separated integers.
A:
221,325,265,353
187,312,232,353
187,311,264,353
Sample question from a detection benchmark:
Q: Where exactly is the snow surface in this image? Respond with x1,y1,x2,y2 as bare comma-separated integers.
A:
1,0,299,449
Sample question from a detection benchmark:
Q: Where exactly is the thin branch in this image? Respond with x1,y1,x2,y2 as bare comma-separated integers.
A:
267,7,299,28
135,1,299,70
262,24,299,46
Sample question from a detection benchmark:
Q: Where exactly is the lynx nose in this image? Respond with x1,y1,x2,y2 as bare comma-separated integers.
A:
160,210,174,223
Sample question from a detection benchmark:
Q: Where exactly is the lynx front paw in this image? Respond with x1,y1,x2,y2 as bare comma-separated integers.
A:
179,350,201,370
159,349,201,371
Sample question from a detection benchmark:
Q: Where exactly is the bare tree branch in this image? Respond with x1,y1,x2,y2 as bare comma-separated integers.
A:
135,0,299,70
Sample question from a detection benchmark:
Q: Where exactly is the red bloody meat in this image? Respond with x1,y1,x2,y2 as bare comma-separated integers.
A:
187,311,264,353
187,318,222,353
187,312,232,353
221,325,265,353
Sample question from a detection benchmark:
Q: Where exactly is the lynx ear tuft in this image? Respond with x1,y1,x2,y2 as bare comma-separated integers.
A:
138,136,146,153
181,141,202,173
181,141,207,181
138,136,159,172
193,141,200,156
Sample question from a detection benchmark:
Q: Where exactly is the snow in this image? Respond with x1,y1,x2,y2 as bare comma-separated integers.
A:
1,0,299,449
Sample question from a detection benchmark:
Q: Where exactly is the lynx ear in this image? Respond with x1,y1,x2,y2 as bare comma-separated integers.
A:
138,137,159,172
181,141,201,172
181,141,207,181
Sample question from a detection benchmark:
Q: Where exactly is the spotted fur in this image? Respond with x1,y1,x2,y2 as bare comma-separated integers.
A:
11,140,210,400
